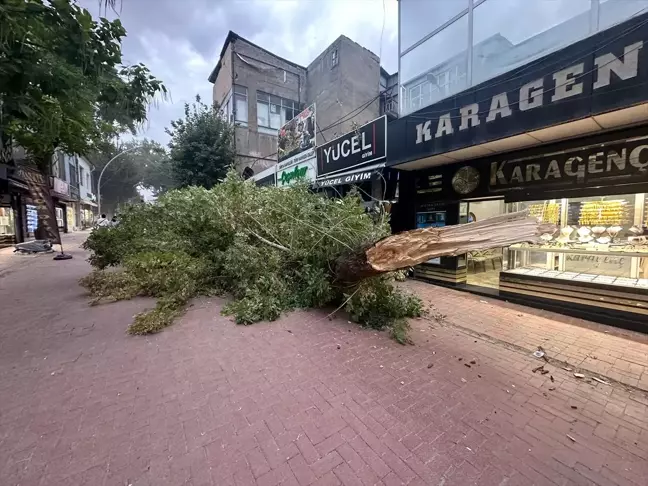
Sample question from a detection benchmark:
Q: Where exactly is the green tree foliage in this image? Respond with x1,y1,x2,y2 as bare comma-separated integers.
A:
0,0,166,171
81,173,421,342
87,139,172,216
165,96,235,189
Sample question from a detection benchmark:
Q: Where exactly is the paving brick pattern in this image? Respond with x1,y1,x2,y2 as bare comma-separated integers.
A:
404,281,648,391
1,234,647,485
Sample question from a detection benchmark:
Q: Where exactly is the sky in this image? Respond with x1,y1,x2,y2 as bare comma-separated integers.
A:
78,0,399,146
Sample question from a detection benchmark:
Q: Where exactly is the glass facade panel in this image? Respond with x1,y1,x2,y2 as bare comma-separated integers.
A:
400,0,469,52
472,0,592,85
599,0,648,31
400,13,469,115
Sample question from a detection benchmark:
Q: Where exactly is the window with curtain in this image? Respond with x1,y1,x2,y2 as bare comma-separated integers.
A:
256,91,299,131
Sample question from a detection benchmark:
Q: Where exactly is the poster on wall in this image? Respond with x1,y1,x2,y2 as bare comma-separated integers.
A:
416,210,446,264
278,104,316,163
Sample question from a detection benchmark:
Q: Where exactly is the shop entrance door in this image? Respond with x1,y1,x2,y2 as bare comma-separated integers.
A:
462,198,506,289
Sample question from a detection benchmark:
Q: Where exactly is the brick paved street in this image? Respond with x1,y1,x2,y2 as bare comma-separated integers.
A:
1,233,648,485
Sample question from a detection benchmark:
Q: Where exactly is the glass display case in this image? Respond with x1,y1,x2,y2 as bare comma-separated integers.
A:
0,206,16,244
507,193,648,288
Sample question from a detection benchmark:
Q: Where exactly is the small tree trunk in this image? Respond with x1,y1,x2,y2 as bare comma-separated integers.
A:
334,212,554,283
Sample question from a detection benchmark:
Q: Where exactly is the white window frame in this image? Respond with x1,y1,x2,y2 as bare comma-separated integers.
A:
233,85,248,126
256,91,299,132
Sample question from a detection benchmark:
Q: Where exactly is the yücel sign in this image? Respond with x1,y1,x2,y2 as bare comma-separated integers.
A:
317,116,386,176
489,137,648,191
314,169,378,188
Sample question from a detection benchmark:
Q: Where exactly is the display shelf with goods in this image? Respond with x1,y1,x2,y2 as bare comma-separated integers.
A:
0,206,16,246
506,194,647,280
26,204,38,237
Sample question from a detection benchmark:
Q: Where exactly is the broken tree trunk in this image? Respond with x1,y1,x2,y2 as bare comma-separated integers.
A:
335,211,554,283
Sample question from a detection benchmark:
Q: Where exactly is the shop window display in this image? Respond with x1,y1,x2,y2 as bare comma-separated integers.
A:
0,207,16,244
508,193,648,287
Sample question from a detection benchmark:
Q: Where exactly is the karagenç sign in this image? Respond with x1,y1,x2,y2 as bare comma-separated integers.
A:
317,116,387,176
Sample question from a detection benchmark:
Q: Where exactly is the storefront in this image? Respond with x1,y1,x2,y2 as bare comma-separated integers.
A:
251,165,276,187
0,197,17,248
387,12,648,330
50,177,71,233
81,203,96,229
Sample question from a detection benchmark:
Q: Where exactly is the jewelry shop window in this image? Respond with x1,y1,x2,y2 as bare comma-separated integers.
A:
508,193,648,286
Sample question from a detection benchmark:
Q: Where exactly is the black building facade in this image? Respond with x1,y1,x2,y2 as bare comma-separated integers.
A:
389,12,648,331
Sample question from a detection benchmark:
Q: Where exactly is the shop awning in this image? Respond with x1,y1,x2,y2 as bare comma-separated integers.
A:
51,191,76,202
313,162,385,188
8,178,29,191
81,199,98,207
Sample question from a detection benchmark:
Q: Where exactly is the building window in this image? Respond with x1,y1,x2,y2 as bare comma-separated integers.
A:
79,166,85,187
87,173,90,189
256,92,299,131
68,163,77,187
55,152,66,181
405,64,465,114
220,91,233,122
233,85,248,125
331,49,338,67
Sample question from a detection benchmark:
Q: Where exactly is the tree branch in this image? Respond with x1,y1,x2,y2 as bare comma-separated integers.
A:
249,231,291,252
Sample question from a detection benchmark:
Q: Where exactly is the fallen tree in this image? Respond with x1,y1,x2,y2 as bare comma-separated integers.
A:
81,172,552,342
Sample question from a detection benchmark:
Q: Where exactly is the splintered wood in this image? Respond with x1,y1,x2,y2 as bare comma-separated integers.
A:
366,211,555,272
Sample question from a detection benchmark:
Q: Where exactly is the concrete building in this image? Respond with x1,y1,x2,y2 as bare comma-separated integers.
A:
208,31,394,177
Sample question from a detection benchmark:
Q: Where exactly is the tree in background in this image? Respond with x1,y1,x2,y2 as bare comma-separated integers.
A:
165,96,235,189
87,139,172,216
0,0,166,172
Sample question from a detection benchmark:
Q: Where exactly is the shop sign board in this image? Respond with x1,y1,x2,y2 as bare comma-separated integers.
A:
488,137,648,192
278,104,316,164
415,135,648,201
317,116,387,177
313,167,382,188
387,12,648,167
51,177,69,196
276,154,317,187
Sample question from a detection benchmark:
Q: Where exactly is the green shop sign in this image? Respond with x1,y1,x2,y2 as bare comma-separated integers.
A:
279,165,308,185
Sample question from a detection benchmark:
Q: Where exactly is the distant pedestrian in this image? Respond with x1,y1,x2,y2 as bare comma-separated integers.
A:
110,216,118,227
95,214,110,228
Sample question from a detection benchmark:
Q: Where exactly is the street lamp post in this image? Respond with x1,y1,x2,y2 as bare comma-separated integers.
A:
97,146,139,217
